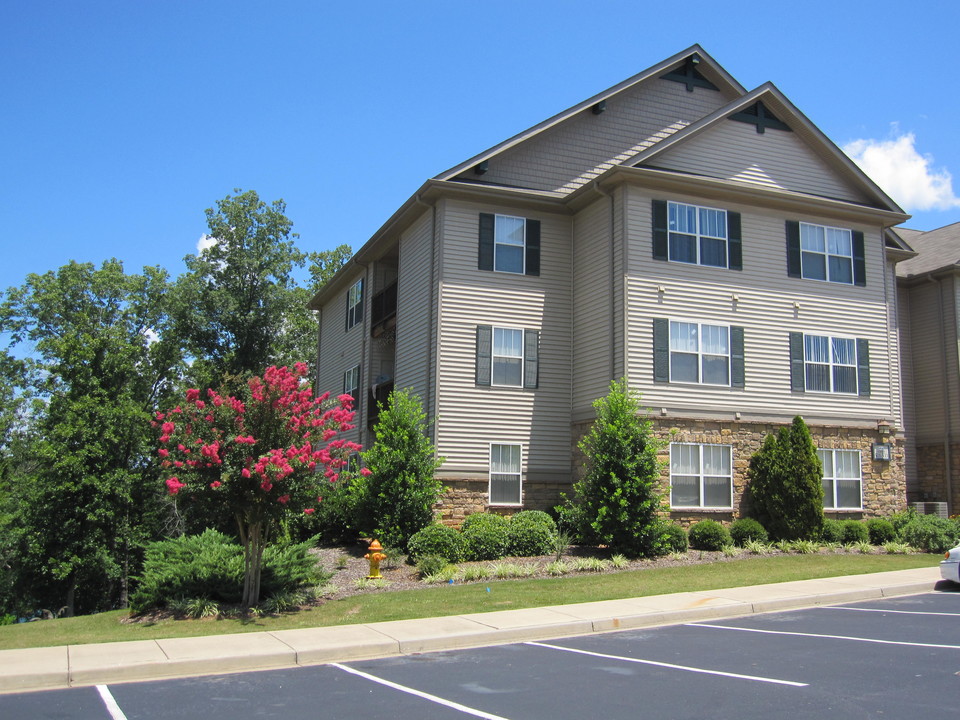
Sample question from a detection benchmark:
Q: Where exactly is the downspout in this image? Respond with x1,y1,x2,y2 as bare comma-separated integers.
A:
591,181,617,381
414,195,438,442
930,275,953,512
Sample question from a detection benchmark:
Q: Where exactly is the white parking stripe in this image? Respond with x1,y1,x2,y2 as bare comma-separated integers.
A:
692,623,960,649
331,663,512,720
96,685,129,720
524,641,808,687
823,606,960,617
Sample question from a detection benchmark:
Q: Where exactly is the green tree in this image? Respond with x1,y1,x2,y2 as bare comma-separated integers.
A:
746,415,824,540
352,389,444,550
571,379,667,558
0,260,181,615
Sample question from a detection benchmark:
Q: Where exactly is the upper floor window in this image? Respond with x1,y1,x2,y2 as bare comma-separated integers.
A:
789,332,870,396
652,200,742,270
653,318,744,388
786,220,865,286
670,443,733,509
476,325,539,389
478,213,541,276
345,279,364,330
819,448,862,509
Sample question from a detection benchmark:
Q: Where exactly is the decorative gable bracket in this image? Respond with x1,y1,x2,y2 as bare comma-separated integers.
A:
660,55,719,92
729,100,791,134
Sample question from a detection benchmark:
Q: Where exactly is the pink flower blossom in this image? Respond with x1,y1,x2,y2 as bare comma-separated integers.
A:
186,388,200,402
241,468,251,478
161,421,175,435
159,434,170,444
158,448,169,458
165,477,185,495
260,481,273,492
303,508,315,515
277,494,290,504
210,481,221,489
359,467,372,477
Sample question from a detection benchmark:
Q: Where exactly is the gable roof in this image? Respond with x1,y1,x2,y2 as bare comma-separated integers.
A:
632,83,905,213
896,222,960,277
435,44,746,182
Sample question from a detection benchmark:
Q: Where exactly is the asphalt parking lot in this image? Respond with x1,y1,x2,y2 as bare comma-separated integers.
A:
4,589,958,719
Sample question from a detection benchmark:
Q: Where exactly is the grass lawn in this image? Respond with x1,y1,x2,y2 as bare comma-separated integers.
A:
0,552,937,651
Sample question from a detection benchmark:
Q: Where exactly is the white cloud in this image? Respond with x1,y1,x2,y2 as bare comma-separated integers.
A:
844,131,960,211
196,234,217,254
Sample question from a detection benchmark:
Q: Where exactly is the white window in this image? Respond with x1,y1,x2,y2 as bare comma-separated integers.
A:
800,222,853,284
343,364,360,404
819,449,862,509
670,321,730,385
489,443,522,505
494,215,526,274
670,443,733,508
668,201,728,268
346,279,364,329
492,327,524,386
804,335,857,394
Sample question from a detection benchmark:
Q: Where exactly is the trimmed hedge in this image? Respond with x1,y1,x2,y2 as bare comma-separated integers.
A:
406,523,466,563
461,513,511,561
687,520,732,551
660,523,689,553
729,518,768,546
821,518,844,543
840,519,869,544
865,518,896,545
507,511,558,557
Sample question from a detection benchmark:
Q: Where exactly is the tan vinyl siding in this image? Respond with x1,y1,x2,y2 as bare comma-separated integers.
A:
434,200,572,478
572,197,615,413
652,120,870,204
457,79,737,195
898,284,918,491
395,210,435,407
906,280,952,442
623,186,896,422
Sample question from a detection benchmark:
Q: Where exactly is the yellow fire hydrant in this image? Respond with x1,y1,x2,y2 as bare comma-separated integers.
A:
365,539,387,579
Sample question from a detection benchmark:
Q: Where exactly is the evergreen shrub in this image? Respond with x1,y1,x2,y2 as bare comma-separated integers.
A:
406,523,466,563
901,515,958,553
415,555,449,579
507,510,558,557
461,513,510,561
840,519,869,544
688,520,732,551
729,518,768,546
820,519,844,543
660,523,689,553
865,518,896,545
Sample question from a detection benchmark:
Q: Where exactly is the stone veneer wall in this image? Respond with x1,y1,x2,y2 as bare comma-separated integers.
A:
912,442,960,513
433,418,906,528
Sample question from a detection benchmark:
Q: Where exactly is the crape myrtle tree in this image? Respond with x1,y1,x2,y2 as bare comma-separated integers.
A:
157,363,361,608
571,379,667,558
746,415,825,540
0,260,181,615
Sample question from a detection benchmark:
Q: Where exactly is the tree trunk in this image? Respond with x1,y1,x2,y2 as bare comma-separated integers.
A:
64,576,76,618
238,517,268,609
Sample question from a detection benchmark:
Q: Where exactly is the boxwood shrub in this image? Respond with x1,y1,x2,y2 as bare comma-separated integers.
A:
461,513,511,561
406,523,466,563
840,519,869,544
820,518,845,543
687,520,732,551
729,518,768,546
865,518,896,545
659,523,689,553
507,510,558,557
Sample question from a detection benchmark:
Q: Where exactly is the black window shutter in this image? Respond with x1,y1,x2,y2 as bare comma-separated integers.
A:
653,318,669,383
852,230,866,286
730,326,745,388
652,200,668,261
523,329,539,389
476,325,492,386
344,288,350,331
356,278,364,326
786,221,801,278
727,212,742,270
789,332,805,392
478,213,495,271
525,219,541,276
857,339,871,396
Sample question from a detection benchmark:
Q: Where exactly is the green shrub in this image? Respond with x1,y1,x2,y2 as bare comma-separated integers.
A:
570,379,667,558
461,513,510,561
840,519,869,544
747,416,824,540
901,515,958,553
130,530,329,613
659,523,689,553
729,518,768,546
688,520,732,551
865,518,896,545
507,511,558,557
415,554,449,579
820,519,844,543
888,507,918,539
406,523,466,563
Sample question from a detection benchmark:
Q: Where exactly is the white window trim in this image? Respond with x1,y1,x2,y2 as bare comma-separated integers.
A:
346,279,364,329
799,222,853,285
667,200,728,268
343,364,360,400
494,214,526,275
669,442,734,510
819,448,863,510
668,319,731,387
803,333,858,395
491,325,525,388
488,442,523,506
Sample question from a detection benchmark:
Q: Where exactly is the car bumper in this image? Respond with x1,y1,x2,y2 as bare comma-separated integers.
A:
940,559,960,584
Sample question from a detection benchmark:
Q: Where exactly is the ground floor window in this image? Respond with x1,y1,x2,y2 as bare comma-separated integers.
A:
819,448,862,509
489,443,522,505
669,443,733,508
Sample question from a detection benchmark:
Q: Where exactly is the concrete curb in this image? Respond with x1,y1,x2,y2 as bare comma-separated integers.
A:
0,567,943,694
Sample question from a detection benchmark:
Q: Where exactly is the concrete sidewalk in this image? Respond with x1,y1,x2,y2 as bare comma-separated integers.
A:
0,566,942,694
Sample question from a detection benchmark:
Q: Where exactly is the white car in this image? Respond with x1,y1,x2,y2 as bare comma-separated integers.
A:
941,545,960,584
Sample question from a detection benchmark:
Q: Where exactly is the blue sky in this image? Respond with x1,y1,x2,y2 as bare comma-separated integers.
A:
3,1,958,293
